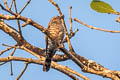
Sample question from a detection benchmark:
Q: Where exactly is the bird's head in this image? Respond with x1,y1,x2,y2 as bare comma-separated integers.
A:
50,16,62,25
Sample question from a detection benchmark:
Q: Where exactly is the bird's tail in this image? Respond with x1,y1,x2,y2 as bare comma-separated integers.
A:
43,57,52,72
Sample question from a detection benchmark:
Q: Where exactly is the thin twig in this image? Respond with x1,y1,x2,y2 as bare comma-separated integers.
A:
0,4,16,15
0,47,14,55
2,43,17,49
10,46,16,56
13,0,18,13
9,0,14,10
22,18,32,27
10,47,16,76
19,0,31,14
1,44,17,55
69,6,73,33
0,62,7,65
1,44,17,76
2,43,11,47
16,62,29,80
63,28,79,43
13,0,22,37
10,61,13,76
74,18,120,33
116,16,120,23
3,0,9,10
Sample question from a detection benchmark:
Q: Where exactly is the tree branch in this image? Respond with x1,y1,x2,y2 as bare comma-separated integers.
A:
71,52,120,80
16,62,29,80
0,56,88,80
19,0,31,14
2,0,9,9
69,6,73,33
74,18,120,33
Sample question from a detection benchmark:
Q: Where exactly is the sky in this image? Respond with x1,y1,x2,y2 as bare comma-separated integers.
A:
0,0,120,80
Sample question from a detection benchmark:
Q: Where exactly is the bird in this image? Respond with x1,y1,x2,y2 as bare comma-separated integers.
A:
43,16,64,72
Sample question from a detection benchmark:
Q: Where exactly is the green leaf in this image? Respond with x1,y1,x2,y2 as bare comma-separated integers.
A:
92,0,100,1
90,0,117,14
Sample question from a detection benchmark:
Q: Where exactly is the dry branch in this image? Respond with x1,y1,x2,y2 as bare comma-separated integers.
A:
13,0,22,37
116,16,120,23
2,0,9,9
0,56,88,80
10,61,13,75
0,20,45,54
0,46,14,55
71,52,120,80
69,6,73,33
74,18,120,33
19,0,31,14
9,0,14,10
16,62,29,80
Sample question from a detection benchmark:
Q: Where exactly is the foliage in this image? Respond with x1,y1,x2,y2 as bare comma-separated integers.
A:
90,0,118,14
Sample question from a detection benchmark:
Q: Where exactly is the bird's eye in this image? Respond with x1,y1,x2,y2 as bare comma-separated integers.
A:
53,17,57,20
